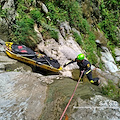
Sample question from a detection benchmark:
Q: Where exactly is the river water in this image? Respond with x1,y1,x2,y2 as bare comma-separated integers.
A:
40,77,120,120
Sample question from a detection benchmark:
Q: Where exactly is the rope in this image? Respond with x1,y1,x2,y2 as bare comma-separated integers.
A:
59,70,84,120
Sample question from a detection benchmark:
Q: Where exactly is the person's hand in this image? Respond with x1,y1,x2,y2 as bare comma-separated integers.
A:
63,64,67,67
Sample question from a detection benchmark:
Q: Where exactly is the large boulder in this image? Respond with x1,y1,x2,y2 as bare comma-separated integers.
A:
37,34,84,71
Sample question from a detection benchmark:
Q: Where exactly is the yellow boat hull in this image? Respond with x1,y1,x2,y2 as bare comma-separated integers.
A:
5,42,62,73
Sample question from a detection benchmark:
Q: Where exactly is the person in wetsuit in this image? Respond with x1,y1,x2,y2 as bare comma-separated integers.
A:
63,53,100,85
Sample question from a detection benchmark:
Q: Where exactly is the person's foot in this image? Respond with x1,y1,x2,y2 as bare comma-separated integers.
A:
98,79,101,85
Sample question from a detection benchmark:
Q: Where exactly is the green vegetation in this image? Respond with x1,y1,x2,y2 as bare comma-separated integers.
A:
9,0,59,48
83,32,98,64
44,0,98,64
1,0,119,65
30,9,43,24
0,6,12,35
46,1,69,25
11,15,37,48
99,0,120,45
102,80,120,102
50,30,58,40
73,32,82,45
46,0,89,33
0,6,7,18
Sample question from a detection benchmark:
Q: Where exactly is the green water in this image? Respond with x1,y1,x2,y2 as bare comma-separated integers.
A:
39,77,102,120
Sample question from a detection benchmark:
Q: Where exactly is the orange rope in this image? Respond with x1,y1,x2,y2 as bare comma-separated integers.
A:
59,70,84,120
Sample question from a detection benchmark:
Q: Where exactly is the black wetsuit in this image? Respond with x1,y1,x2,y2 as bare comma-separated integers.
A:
64,58,99,85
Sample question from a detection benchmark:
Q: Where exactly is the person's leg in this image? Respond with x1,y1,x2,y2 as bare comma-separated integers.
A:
86,71,100,85
86,71,93,81
93,78,100,85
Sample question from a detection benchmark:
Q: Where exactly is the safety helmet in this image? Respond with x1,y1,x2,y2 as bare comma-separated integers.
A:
77,53,85,60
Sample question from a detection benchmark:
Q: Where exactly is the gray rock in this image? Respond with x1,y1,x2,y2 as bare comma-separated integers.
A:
115,47,120,62
0,39,5,45
72,95,120,120
0,72,47,120
34,24,43,41
101,46,119,72
0,45,5,52
72,28,83,42
115,47,120,56
0,63,5,70
2,0,16,22
95,39,101,44
60,21,71,37
37,34,83,71
0,56,16,63
41,3,48,13
37,1,48,14
116,56,120,62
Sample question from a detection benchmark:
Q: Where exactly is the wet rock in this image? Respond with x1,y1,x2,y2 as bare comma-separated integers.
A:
0,72,47,120
0,63,5,70
38,75,62,84
72,95,120,120
5,62,32,72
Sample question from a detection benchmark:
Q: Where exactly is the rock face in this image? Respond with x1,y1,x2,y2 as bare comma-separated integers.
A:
37,34,84,76
0,72,47,120
59,21,71,38
96,40,119,73
0,0,16,41
0,0,16,22
0,42,16,72
101,46,119,73
115,47,120,62
72,95,120,120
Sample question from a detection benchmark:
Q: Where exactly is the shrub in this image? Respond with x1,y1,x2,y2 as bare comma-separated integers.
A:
83,32,97,64
102,80,120,101
73,32,82,45
11,15,37,48
46,2,68,25
50,30,58,41
30,9,43,24
99,0,120,45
